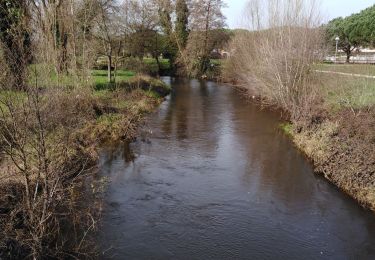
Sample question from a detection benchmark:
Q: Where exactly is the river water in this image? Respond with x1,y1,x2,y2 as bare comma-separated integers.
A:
97,78,375,259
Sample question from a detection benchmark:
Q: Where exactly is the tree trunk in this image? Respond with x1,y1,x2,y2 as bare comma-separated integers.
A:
346,51,351,63
200,0,211,76
155,55,161,76
107,55,112,83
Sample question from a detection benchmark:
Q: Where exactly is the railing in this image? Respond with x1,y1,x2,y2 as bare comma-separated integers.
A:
324,55,375,64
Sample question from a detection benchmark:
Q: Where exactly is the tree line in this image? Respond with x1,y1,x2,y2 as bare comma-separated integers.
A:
0,0,229,90
325,4,375,62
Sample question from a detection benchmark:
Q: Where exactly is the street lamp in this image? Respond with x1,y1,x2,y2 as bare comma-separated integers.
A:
335,36,340,64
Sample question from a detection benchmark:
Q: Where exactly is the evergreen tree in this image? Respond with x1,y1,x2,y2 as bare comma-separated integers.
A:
175,0,189,48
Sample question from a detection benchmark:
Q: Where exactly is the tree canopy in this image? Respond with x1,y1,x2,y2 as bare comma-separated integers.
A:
325,4,375,62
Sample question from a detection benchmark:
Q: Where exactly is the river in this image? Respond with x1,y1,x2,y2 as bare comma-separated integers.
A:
97,78,375,259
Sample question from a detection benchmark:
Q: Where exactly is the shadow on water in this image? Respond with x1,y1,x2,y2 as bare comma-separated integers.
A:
97,78,375,259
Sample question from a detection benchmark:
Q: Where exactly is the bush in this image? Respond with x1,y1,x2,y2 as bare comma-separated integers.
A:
116,74,171,97
0,84,99,258
224,0,324,120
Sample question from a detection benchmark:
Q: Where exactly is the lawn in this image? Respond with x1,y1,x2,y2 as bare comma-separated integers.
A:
316,63,375,77
143,58,170,70
91,69,135,90
92,69,135,83
28,64,82,87
318,73,375,110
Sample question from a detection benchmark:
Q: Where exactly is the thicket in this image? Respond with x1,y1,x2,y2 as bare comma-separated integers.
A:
0,0,170,258
225,0,323,120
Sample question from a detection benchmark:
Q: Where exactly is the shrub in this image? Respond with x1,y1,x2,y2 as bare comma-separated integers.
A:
225,0,324,120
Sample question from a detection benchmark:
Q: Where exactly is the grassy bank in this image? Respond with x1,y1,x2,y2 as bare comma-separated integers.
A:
0,71,171,257
280,67,375,211
95,57,172,77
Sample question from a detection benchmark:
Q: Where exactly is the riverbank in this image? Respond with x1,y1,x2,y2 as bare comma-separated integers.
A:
97,78,375,259
269,69,374,212
282,107,375,211
221,53,375,211
0,74,171,258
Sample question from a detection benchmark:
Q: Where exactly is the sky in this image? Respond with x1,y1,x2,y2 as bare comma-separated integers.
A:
223,0,375,29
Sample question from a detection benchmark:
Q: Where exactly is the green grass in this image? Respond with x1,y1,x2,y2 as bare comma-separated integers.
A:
27,64,136,90
92,69,135,83
113,100,130,110
316,63,375,77
0,90,27,115
95,56,171,72
280,123,293,136
28,64,84,87
96,114,122,124
91,69,135,90
144,90,161,99
319,74,375,110
143,58,170,69
210,59,224,66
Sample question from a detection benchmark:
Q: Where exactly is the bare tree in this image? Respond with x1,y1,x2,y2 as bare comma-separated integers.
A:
0,65,99,258
225,0,323,120
121,0,164,74
0,2,102,257
185,0,227,76
92,0,120,83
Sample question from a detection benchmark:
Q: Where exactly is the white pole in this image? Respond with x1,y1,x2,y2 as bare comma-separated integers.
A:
335,36,340,63
335,37,340,64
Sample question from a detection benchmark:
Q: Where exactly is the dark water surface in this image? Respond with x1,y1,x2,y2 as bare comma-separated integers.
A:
98,78,375,259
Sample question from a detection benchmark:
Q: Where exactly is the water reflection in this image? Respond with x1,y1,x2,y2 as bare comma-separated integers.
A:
98,78,375,259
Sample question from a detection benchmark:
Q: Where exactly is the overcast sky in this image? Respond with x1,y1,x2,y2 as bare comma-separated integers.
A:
223,0,375,29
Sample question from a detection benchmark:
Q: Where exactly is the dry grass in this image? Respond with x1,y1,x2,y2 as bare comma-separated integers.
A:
291,120,339,163
284,106,375,211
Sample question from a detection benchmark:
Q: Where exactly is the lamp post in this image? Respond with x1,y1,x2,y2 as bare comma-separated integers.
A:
335,36,340,64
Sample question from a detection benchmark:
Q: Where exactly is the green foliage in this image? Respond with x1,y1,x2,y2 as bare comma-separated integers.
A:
175,0,189,48
143,58,171,73
348,5,375,47
126,30,159,58
325,17,358,59
325,5,375,61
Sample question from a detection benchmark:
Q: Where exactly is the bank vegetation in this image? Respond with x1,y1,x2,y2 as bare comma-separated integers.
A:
224,0,375,211
0,0,171,258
